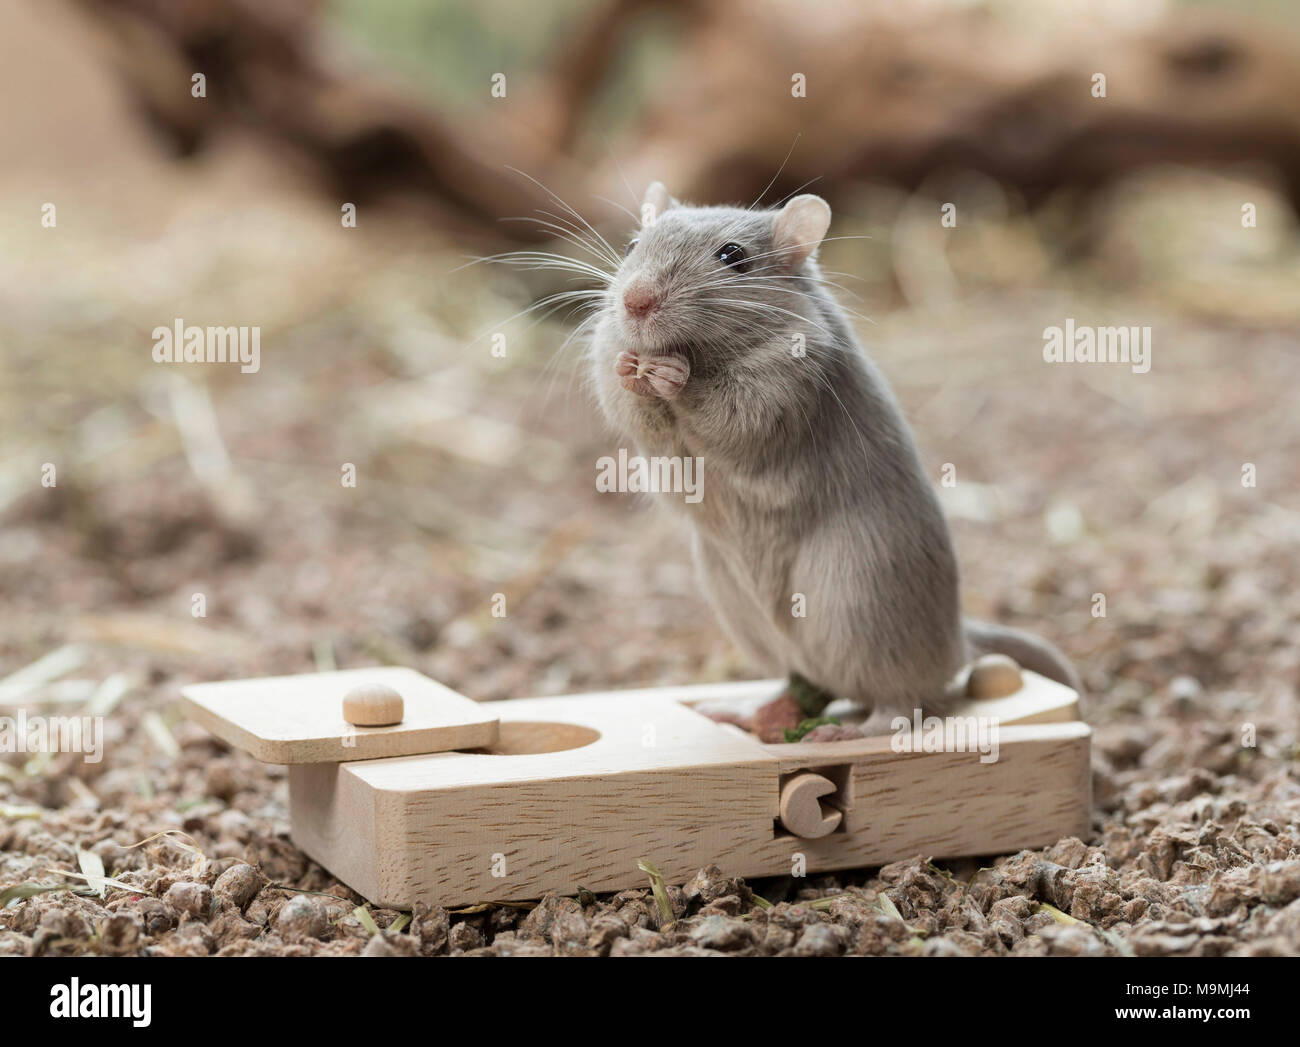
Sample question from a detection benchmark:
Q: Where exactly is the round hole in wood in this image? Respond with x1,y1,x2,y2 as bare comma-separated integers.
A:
467,721,601,755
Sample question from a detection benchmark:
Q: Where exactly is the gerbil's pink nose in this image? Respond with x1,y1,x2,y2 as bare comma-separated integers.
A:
622,285,661,319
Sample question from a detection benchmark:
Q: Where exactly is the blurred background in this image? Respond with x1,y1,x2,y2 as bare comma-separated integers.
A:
1,0,1298,955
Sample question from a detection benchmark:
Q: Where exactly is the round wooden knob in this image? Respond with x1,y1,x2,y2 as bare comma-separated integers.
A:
342,683,404,727
967,654,1023,699
778,772,842,839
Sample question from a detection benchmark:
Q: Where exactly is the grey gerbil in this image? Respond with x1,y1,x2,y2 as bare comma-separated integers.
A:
587,182,1080,721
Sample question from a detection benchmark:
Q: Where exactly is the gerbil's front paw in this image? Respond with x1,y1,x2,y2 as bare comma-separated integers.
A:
616,350,689,400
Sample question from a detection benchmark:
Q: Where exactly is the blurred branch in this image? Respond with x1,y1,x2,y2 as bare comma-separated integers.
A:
69,0,1300,244
596,3,1300,219
71,0,583,242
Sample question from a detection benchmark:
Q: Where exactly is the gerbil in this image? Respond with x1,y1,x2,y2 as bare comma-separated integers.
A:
587,182,1080,722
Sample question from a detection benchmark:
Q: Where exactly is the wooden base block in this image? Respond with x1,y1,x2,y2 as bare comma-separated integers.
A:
287,673,1091,908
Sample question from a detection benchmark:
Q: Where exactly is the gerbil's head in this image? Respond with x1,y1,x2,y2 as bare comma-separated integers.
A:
602,183,833,378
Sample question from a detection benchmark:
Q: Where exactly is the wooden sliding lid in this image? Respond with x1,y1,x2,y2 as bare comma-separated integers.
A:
180,667,498,764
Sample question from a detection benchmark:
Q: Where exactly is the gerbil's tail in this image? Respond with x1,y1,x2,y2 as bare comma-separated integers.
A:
963,618,1083,696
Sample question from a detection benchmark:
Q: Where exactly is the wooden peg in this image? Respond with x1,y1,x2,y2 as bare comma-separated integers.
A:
343,683,404,727
967,654,1023,700
778,771,842,839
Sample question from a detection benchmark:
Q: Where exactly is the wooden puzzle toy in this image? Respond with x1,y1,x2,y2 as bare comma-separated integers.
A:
181,666,1091,909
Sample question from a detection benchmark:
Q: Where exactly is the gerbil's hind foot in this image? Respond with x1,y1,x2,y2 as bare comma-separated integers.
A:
616,349,689,399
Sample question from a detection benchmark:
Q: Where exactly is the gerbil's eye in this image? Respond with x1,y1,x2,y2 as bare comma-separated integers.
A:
624,238,639,258
716,242,747,271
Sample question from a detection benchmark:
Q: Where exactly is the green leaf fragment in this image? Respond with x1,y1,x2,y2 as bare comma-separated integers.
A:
786,673,836,718
784,715,841,742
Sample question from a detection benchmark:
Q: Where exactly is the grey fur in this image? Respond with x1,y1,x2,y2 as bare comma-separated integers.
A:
587,189,1078,717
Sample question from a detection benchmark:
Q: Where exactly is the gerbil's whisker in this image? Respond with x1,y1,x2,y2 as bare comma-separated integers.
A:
539,309,602,406
767,174,826,210
748,132,803,211
597,133,642,214
499,215,619,271
734,274,872,324
479,250,612,285
464,285,605,353
594,194,640,225
531,208,623,269
703,297,837,341
504,166,624,274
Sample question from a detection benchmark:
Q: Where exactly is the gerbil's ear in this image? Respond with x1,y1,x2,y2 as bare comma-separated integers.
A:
641,182,674,226
772,194,831,267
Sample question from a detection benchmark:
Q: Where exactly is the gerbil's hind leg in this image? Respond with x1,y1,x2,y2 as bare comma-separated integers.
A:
856,707,905,738
854,670,970,736
855,681,966,737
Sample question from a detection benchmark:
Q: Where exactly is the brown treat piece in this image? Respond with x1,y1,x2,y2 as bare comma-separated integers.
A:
751,694,803,743
967,654,1023,699
342,683,404,726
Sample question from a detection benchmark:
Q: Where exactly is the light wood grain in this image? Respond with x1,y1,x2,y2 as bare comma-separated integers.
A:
181,667,498,764
290,762,382,900
286,672,1091,908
